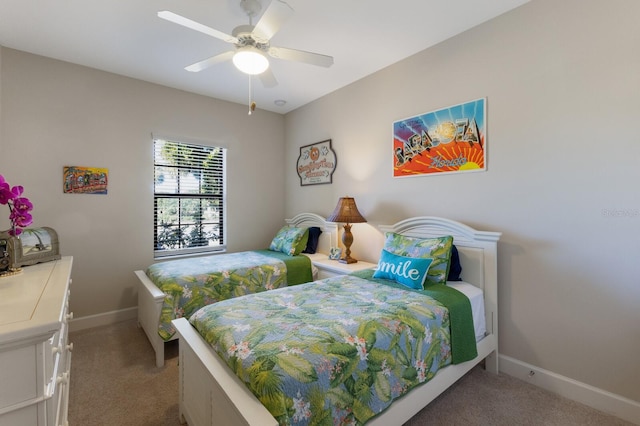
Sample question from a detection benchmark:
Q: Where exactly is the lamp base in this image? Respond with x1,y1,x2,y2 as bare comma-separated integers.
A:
339,223,358,264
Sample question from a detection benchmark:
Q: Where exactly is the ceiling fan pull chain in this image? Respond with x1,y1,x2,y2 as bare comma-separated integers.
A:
248,76,256,115
248,75,252,115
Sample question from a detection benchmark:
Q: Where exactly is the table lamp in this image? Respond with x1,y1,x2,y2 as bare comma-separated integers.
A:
326,197,367,264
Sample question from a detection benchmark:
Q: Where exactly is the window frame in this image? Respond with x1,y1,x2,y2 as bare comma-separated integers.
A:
152,135,227,259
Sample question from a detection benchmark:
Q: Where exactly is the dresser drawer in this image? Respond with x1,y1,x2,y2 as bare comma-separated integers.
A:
46,303,70,404
47,329,71,425
50,282,72,426
45,332,62,400
0,345,38,408
57,347,72,426
0,403,38,426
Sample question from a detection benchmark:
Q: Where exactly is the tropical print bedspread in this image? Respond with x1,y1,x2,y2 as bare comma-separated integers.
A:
189,275,457,425
147,251,290,340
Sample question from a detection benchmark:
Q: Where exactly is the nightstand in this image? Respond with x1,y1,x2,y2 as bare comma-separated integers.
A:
311,255,377,280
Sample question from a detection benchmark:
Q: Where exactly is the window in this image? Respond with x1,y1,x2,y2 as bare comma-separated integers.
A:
153,137,226,258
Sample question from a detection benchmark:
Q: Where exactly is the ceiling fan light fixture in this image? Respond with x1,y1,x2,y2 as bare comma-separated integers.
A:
233,47,269,75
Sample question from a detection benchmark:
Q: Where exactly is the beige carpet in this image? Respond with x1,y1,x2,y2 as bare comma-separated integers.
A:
69,320,633,426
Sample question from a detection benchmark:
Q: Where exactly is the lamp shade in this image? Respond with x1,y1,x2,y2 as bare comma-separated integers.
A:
326,197,367,224
232,46,269,75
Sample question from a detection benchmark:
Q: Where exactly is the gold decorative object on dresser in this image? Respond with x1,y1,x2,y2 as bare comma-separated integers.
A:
0,257,73,426
0,227,61,276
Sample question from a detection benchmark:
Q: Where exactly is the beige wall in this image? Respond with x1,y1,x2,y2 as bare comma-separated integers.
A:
284,0,640,404
1,0,638,414
0,47,286,319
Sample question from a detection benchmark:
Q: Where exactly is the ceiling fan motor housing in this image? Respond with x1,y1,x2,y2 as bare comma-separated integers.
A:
232,25,269,51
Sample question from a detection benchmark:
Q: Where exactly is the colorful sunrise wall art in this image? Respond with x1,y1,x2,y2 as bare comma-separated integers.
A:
393,98,486,177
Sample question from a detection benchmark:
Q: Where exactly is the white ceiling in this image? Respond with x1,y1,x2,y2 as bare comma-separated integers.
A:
0,0,529,114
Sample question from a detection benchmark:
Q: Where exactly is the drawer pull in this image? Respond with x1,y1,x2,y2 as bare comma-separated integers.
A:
53,345,62,354
66,342,74,352
57,372,69,384
65,312,74,321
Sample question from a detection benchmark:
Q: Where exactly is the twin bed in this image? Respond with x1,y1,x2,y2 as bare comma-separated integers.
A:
135,213,338,367
165,215,501,426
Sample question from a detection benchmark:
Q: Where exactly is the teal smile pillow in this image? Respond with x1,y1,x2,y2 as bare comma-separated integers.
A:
373,249,433,290
382,232,454,286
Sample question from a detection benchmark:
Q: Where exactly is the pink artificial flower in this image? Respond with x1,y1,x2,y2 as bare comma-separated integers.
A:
0,180,12,205
10,210,32,227
13,197,33,213
9,227,23,236
10,185,23,198
0,174,34,235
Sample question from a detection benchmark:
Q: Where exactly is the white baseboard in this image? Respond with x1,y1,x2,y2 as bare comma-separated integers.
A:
499,354,640,425
69,307,138,333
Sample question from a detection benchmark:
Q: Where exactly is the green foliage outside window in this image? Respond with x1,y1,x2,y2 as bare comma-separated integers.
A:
153,138,226,256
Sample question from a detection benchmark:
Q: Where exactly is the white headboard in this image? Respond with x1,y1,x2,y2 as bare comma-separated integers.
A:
285,213,338,255
379,216,501,336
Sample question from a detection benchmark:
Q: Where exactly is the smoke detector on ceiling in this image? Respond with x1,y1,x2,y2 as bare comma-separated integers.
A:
240,0,262,19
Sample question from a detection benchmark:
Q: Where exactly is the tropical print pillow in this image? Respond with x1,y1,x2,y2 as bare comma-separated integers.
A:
269,226,307,256
382,232,453,286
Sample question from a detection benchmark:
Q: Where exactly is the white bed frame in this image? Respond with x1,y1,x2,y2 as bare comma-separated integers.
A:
135,213,338,367
172,216,501,426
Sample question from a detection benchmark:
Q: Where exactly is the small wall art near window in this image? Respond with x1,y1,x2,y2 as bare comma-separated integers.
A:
393,98,486,178
297,139,337,186
63,166,108,194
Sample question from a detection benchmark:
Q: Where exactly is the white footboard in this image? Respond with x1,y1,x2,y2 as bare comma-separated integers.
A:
173,317,496,426
135,270,174,368
173,318,278,426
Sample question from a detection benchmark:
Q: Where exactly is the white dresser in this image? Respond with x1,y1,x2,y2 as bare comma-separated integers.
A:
0,257,73,426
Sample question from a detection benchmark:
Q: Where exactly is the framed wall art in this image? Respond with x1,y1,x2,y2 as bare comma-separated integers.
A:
63,166,109,194
392,98,486,178
296,139,337,186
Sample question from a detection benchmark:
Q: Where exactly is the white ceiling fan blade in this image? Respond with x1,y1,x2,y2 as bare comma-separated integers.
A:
252,0,294,43
268,46,334,68
185,51,235,72
259,68,278,88
157,11,238,44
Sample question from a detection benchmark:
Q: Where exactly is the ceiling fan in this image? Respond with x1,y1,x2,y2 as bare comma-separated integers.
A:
158,0,334,89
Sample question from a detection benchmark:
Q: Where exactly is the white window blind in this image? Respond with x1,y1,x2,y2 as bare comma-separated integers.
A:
153,137,226,258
